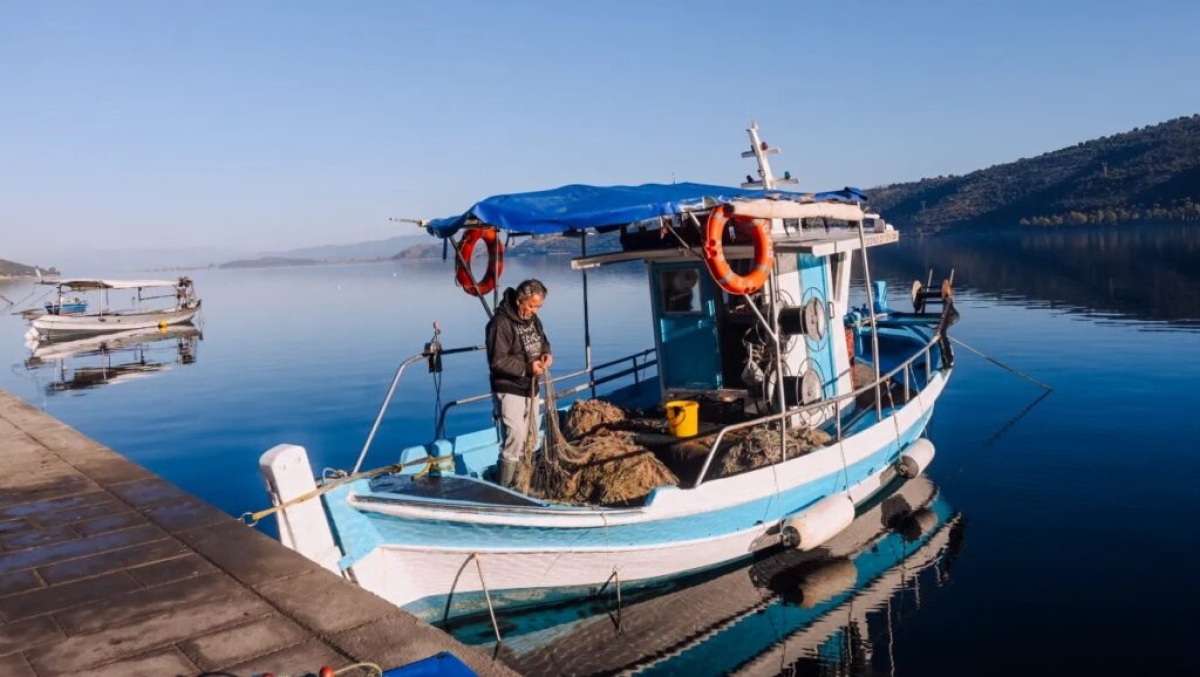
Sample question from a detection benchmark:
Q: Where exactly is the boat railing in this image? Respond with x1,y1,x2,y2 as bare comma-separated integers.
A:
694,331,944,487
352,343,485,474
434,347,658,440
353,344,658,474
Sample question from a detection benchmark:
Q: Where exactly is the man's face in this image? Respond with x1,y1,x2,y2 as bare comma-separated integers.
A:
517,293,544,320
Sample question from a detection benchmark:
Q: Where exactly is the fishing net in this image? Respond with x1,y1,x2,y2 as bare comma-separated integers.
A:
512,372,832,505
515,374,678,506
715,425,831,477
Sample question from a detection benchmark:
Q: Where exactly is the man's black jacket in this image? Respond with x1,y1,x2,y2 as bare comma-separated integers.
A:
486,287,552,397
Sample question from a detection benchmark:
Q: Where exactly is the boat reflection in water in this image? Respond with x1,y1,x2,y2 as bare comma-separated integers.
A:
24,326,202,394
447,475,963,677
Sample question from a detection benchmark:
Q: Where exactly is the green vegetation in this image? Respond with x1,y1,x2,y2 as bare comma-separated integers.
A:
868,114,1200,230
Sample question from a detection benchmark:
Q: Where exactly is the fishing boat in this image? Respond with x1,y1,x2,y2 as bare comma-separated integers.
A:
258,124,959,628
23,276,201,340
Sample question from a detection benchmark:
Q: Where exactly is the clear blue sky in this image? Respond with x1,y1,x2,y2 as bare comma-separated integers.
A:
3,0,1198,261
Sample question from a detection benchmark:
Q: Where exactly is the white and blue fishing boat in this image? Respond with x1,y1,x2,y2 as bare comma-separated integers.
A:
258,124,959,626
23,277,201,340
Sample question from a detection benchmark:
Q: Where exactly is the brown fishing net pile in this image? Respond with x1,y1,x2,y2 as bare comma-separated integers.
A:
513,377,833,505
714,425,832,477
516,396,679,506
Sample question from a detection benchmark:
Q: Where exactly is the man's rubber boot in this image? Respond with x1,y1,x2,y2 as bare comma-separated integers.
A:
499,459,518,489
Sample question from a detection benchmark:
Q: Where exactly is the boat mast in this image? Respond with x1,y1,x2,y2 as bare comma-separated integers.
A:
741,121,798,191
740,123,797,434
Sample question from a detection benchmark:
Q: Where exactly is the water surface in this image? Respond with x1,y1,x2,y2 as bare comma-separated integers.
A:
2,224,1198,675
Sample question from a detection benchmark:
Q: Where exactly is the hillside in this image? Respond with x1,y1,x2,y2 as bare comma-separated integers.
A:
218,256,318,270
868,114,1200,231
0,258,57,277
266,235,429,261
395,231,622,260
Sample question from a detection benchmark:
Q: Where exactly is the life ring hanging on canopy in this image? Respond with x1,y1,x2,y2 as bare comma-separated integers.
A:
455,228,504,296
702,205,774,295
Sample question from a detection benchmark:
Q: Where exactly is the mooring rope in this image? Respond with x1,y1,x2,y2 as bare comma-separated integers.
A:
241,454,455,527
949,336,1052,391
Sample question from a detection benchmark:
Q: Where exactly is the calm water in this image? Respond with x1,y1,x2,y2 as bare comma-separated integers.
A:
3,224,1199,675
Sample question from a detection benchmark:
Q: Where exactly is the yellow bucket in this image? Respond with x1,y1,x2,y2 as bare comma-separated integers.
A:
665,400,699,438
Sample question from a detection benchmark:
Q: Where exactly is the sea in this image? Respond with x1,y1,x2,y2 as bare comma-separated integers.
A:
2,223,1198,676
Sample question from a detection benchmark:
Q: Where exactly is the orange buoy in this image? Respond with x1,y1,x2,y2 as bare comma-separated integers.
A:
702,205,773,295
454,228,504,296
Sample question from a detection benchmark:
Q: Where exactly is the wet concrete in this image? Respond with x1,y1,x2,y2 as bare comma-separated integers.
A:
0,389,516,677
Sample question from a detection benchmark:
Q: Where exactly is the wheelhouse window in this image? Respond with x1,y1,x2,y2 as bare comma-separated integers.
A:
660,268,702,314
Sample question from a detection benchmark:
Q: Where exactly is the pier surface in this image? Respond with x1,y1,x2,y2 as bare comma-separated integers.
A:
0,389,515,677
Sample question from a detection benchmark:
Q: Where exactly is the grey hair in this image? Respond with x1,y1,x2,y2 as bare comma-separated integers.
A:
516,279,547,300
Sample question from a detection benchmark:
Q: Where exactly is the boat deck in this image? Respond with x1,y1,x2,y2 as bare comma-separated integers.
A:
0,389,515,677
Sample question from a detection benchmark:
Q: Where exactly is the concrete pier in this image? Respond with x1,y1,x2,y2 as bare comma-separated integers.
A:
0,390,517,677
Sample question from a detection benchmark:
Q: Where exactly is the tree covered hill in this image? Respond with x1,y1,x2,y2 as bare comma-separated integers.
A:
0,258,57,277
868,114,1200,230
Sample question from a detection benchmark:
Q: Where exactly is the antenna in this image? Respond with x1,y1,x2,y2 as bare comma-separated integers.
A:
389,217,430,228
740,121,798,190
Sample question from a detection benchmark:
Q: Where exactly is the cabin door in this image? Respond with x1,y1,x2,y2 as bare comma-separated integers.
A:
651,262,721,392
799,254,836,398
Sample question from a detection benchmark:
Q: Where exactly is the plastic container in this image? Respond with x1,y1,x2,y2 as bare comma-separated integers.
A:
665,400,699,437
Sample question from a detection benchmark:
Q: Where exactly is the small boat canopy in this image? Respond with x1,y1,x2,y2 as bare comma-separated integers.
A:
41,278,182,291
426,183,867,237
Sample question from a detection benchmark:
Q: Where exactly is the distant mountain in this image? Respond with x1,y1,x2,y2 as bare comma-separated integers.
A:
218,256,318,270
394,232,622,260
0,258,57,277
40,246,247,274
267,235,430,262
868,114,1200,231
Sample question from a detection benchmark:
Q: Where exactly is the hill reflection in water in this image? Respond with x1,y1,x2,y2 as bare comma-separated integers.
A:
868,223,1200,328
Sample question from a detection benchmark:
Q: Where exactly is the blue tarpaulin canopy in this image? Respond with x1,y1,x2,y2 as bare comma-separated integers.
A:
425,183,866,238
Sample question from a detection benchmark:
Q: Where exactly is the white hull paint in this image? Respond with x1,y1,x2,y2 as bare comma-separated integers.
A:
266,372,949,618
494,477,942,670
31,305,200,336
347,441,902,617
348,371,945,533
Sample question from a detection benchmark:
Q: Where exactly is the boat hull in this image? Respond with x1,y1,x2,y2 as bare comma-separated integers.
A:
296,371,948,621
346,458,903,622
30,304,200,337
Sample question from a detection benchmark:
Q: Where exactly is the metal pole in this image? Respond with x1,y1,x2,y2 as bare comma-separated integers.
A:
856,221,883,419
449,232,494,320
352,353,427,474
581,231,595,398
768,270,788,461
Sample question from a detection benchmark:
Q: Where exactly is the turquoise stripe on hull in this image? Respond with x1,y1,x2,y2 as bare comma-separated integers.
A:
439,488,957,646
324,409,934,558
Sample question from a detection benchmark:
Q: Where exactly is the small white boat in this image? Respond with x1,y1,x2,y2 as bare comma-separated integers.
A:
24,277,201,340
257,124,960,629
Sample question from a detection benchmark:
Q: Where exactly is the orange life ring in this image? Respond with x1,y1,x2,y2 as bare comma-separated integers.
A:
702,205,774,295
455,228,504,296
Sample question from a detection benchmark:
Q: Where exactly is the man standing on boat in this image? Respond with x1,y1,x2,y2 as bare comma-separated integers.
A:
487,279,553,488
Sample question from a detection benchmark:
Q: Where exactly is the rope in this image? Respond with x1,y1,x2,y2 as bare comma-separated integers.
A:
949,336,1052,391
518,368,591,497
332,663,384,677
241,454,454,527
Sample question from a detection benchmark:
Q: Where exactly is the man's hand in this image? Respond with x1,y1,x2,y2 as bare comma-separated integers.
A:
531,360,547,376
541,354,553,369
